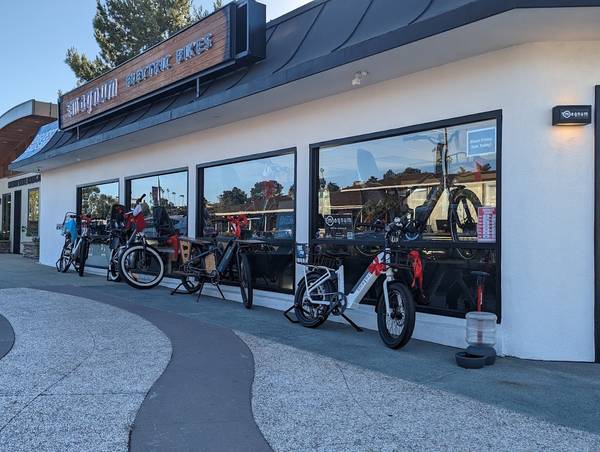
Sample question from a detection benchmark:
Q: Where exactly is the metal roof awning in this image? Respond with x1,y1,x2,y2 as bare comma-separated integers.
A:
10,0,600,173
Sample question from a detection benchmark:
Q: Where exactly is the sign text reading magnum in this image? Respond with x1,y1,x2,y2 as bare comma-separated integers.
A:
66,79,118,118
126,33,214,88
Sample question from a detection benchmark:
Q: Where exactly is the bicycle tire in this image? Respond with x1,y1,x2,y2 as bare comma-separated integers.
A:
107,248,121,282
449,188,482,260
78,239,89,277
56,243,72,273
119,244,165,290
377,282,416,349
239,253,253,309
294,271,335,328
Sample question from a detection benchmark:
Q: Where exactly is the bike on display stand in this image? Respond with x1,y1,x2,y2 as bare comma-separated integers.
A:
56,212,92,277
114,195,256,308
293,218,418,349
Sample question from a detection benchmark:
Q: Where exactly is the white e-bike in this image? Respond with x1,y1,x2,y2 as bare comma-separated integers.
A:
294,218,416,349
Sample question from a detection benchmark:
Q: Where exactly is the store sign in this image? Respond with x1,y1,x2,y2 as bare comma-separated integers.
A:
477,206,496,243
59,1,266,130
8,174,41,189
324,214,354,239
467,127,496,156
552,105,592,126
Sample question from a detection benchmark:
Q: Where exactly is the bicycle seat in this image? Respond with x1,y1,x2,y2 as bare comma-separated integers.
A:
471,271,490,278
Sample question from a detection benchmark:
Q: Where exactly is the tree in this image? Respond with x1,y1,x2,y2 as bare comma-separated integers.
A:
193,0,224,19
250,180,283,199
66,0,228,84
219,187,248,207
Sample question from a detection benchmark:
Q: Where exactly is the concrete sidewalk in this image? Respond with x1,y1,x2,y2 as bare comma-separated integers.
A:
1,255,599,451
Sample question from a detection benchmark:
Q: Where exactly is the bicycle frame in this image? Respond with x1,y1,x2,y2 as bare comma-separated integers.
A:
302,242,396,316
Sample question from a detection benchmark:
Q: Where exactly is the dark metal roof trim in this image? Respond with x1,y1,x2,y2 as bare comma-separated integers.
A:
11,0,600,170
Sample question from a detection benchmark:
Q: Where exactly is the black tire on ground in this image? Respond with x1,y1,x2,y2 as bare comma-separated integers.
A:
239,253,253,309
294,271,334,328
377,282,416,349
107,249,121,282
56,244,72,273
119,244,165,290
78,239,89,277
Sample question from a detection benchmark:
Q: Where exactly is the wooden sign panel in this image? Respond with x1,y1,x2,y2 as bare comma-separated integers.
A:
59,7,233,130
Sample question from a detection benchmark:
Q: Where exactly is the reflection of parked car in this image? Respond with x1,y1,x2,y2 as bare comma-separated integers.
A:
170,215,187,235
274,213,294,239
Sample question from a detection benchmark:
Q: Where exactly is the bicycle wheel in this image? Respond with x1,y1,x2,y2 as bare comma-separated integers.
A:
119,244,165,290
56,242,72,273
107,248,121,282
238,253,253,309
449,188,481,259
377,282,416,349
294,271,335,328
78,239,89,277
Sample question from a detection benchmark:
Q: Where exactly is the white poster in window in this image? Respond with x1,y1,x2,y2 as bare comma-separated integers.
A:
477,206,496,243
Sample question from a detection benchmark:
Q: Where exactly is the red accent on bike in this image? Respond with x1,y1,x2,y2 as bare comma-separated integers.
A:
167,234,179,260
409,250,423,290
368,256,386,276
226,215,249,239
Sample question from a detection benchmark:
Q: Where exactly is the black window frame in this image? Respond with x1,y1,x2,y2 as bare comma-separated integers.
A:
76,178,121,218
125,167,190,234
197,147,298,294
309,110,502,321
26,187,40,237
76,178,121,269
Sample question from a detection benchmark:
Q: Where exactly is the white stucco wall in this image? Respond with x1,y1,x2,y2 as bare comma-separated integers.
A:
38,41,600,361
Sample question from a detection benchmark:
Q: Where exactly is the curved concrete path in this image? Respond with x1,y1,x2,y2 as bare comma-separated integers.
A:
46,284,272,452
0,288,171,451
0,313,14,360
240,332,600,451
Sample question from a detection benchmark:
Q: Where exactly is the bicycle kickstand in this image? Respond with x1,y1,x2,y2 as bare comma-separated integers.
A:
283,305,299,324
170,282,186,296
341,313,363,333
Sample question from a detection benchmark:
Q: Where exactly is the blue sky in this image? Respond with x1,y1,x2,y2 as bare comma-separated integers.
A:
0,0,307,115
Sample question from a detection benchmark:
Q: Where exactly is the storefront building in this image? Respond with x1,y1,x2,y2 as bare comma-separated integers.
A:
0,100,57,255
10,0,600,362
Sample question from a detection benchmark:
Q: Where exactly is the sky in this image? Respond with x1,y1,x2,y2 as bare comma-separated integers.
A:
0,0,309,115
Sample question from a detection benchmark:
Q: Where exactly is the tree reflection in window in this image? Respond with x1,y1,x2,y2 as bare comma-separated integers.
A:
203,153,295,240
317,119,497,242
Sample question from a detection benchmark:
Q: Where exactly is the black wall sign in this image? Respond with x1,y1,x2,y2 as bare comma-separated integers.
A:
552,105,592,126
8,174,41,189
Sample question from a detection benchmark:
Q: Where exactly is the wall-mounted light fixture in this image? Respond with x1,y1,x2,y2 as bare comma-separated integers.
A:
352,71,369,87
552,105,592,126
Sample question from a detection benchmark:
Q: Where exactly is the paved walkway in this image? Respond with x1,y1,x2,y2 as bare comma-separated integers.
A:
241,332,600,451
0,288,171,451
0,255,599,451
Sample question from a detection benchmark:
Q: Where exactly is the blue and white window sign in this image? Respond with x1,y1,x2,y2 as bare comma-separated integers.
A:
467,127,496,157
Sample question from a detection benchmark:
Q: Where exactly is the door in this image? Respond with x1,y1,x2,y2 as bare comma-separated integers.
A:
1,193,10,245
13,190,21,254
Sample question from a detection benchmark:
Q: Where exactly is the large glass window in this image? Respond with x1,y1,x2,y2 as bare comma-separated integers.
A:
201,152,296,292
128,170,188,236
78,181,119,267
314,116,499,318
317,119,497,242
27,188,39,237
